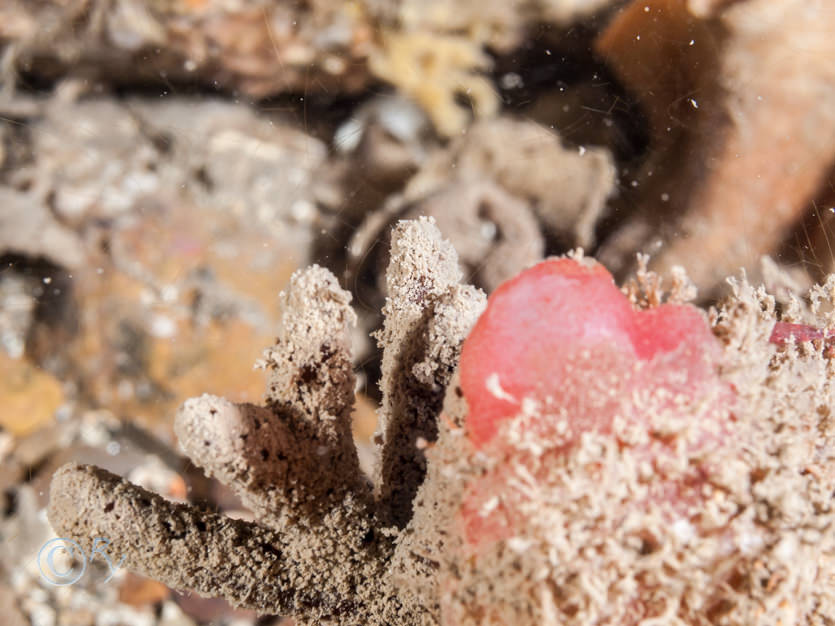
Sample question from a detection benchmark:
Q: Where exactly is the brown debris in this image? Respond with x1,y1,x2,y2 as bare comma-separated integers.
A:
346,117,616,299
0,188,86,269
400,181,544,292
0,0,618,136
406,117,617,250
597,0,835,296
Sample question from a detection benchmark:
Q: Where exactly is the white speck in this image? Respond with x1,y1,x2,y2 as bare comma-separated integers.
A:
96,267,104,275
636,35,641,40
578,146,586,156
291,200,316,223
689,39,695,46
480,496,500,516
689,98,699,109
631,180,639,188
672,518,694,544
184,59,197,72
118,379,134,399
333,117,365,153
774,534,797,561
480,221,497,240
56,405,72,422
149,314,176,339
500,72,523,90
106,441,121,456
323,55,346,75
737,529,764,555
507,537,533,552
43,277,52,284
644,5,650,11
545,49,551,56
161,285,178,303
486,373,517,403
661,193,670,202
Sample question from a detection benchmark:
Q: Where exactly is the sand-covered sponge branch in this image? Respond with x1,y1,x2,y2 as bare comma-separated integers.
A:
175,266,374,543
47,463,354,619
256,265,371,518
373,217,486,527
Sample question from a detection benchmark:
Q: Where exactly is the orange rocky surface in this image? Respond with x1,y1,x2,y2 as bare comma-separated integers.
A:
67,203,297,439
0,352,64,437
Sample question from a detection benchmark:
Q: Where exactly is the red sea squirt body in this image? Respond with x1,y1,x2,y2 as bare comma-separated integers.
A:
460,257,723,449
456,258,730,549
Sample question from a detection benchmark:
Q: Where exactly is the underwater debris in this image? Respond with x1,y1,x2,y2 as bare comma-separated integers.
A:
0,0,617,128
48,219,835,624
403,118,617,250
0,188,86,270
346,117,616,299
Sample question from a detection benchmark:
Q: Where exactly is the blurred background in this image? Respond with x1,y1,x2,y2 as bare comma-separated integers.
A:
1,0,833,624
